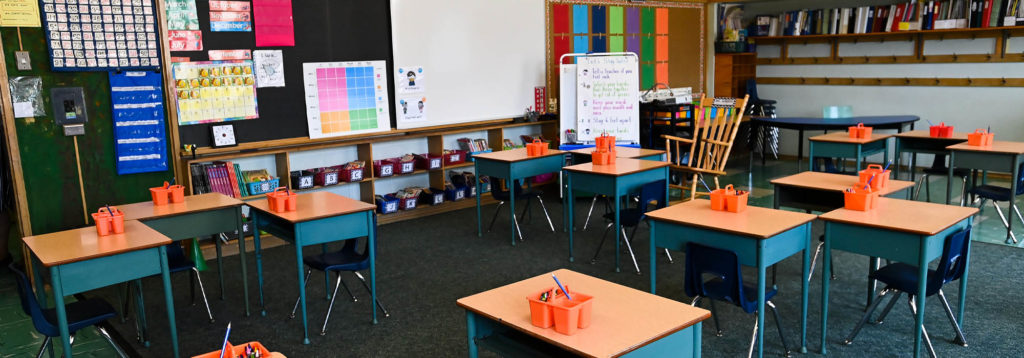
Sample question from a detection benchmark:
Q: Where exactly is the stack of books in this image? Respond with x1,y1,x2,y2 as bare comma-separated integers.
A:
754,1,1021,37
189,161,254,197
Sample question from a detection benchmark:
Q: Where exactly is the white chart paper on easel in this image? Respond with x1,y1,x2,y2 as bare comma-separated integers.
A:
558,63,576,144
576,56,639,142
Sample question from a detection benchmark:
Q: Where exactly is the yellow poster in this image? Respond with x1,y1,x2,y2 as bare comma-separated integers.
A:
0,0,41,27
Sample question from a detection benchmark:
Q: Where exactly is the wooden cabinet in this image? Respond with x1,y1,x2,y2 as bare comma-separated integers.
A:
714,53,756,98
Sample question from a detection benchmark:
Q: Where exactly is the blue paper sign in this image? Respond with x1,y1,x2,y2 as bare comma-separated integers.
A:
108,71,169,175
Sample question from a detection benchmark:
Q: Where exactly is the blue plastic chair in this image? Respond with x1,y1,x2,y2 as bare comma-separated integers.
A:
914,154,970,204
591,180,666,274
289,215,389,335
684,243,792,358
843,226,973,356
9,263,128,358
486,176,555,241
968,162,1024,244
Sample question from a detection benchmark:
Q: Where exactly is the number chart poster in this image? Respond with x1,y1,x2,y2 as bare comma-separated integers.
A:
576,55,639,142
302,61,391,139
41,0,161,71
172,60,258,125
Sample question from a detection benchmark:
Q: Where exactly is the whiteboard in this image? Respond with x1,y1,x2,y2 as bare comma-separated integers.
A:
558,64,576,143
575,55,640,143
390,0,545,129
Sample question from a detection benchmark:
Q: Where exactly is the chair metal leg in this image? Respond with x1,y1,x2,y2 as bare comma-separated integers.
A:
354,271,390,317
35,337,51,358
582,195,599,231
808,242,823,282
338,275,357,302
512,212,525,242
536,197,556,232
591,223,613,263
925,174,932,201
120,283,131,323
913,174,927,200
874,291,902,324
767,301,792,357
747,315,759,358
620,227,642,275
191,267,215,323
908,297,938,358
937,290,968,346
843,288,891,344
959,177,968,206
320,273,343,335
290,269,312,319
487,202,504,233
1013,204,1024,227
96,326,129,358
690,296,701,306
708,299,723,337
990,200,1019,244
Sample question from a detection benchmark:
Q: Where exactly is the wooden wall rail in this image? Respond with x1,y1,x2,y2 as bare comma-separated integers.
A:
757,77,1024,87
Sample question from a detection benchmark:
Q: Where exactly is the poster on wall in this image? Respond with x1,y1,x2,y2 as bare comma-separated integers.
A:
395,66,424,94
302,61,391,139
172,60,259,125
575,55,639,142
209,0,252,32
109,71,168,175
397,96,427,123
253,50,284,87
40,0,161,71
0,0,41,27
253,0,294,46
165,0,201,51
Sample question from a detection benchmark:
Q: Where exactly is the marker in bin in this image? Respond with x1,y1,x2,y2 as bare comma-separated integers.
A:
219,322,231,358
105,205,113,215
552,274,572,300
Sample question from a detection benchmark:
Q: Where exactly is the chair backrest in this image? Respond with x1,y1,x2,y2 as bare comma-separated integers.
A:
744,79,760,102
691,94,749,174
9,263,57,336
928,225,972,295
683,242,754,312
1016,162,1024,196
638,180,667,213
342,213,380,260
487,176,523,201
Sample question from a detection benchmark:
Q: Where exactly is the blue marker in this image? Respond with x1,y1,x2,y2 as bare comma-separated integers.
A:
219,322,231,358
926,119,934,126
552,274,572,300
105,205,113,215
698,178,713,192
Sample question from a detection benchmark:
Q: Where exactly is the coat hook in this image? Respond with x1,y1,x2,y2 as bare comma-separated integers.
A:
800,77,806,84
967,78,974,85
905,77,911,85
1002,77,1008,85
935,78,940,85
891,55,898,62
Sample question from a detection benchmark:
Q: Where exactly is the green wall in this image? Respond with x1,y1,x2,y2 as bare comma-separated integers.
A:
3,28,174,235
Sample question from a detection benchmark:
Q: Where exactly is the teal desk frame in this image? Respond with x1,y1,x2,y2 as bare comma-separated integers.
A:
251,208,377,344
649,220,812,358
464,311,703,358
821,217,973,357
947,148,1023,244
565,165,668,270
474,154,565,245
893,135,965,181
30,246,179,358
809,137,890,172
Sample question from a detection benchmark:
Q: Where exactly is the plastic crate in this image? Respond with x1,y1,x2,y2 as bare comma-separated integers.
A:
443,150,467,165
247,178,280,195
415,153,443,170
396,195,418,210
467,149,493,162
290,170,314,189
340,166,365,182
389,157,416,174
419,188,445,206
445,185,467,201
373,160,395,177
376,195,399,214
191,341,273,358
314,167,341,187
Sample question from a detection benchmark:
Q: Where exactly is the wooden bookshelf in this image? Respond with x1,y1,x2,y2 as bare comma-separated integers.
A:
714,53,756,98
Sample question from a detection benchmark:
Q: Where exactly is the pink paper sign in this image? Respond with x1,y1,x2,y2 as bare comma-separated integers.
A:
253,0,294,47
168,30,203,51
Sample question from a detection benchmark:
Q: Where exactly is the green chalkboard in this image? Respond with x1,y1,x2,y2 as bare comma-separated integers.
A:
3,28,174,235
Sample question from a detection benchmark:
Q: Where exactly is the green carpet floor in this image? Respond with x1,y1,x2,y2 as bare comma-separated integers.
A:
2,157,1023,357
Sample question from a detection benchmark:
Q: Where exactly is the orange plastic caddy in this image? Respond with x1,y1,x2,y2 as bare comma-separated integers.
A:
848,123,872,139
266,187,297,213
527,286,594,335
967,129,994,147
92,207,125,236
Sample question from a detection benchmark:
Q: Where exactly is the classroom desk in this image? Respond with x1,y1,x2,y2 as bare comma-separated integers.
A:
564,159,669,272
473,148,566,245
808,132,892,173
457,269,710,358
819,198,977,357
892,130,968,181
247,191,377,344
770,171,915,213
946,141,1024,244
22,220,179,358
568,147,667,163
646,200,816,357
750,115,917,167
119,193,248,313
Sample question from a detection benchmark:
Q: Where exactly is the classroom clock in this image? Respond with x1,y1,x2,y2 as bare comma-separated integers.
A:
211,124,237,148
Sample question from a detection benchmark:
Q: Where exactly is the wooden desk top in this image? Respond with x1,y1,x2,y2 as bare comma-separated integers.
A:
23,220,172,267
770,171,914,197
456,269,709,358
119,193,242,221
246,191,375,223
894,130,969,141
947,140,1024,155
563,158,669,177
819,198,978,236
646,199,816,239
809,132,892,144
471,148,565,162
568,147,666,159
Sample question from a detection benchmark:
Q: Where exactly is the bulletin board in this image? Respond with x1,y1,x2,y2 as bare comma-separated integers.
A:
173,0,393,148
546,0,706,107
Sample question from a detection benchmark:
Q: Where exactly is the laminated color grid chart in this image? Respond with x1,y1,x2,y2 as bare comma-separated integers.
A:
303,60,390,139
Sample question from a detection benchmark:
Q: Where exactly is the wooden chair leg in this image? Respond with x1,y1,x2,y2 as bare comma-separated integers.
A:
713,176,720,190
689,174,698,200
